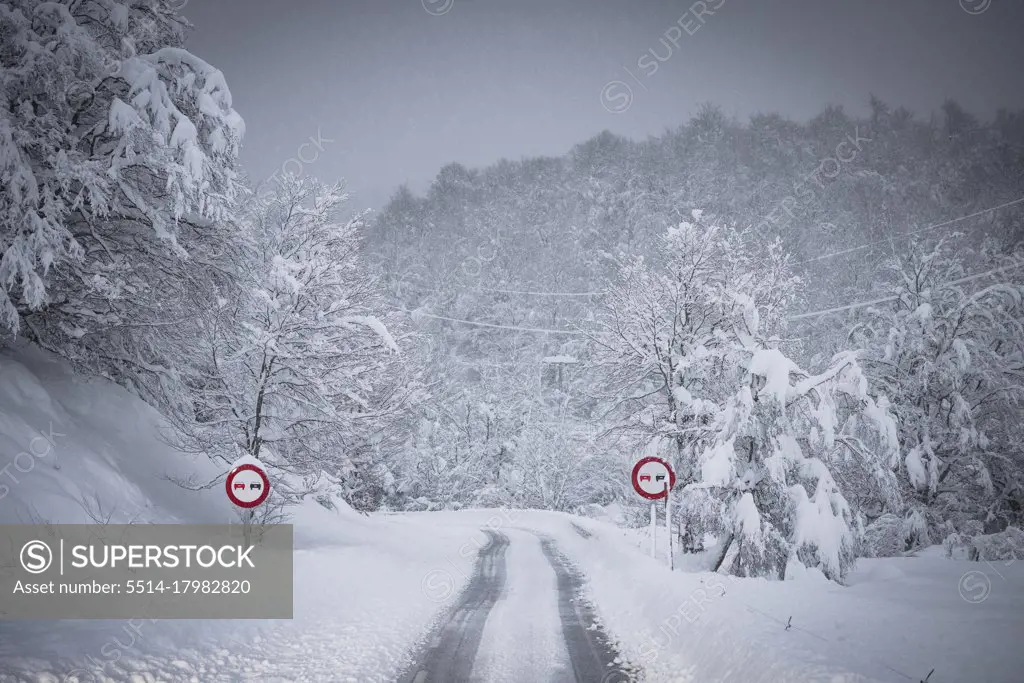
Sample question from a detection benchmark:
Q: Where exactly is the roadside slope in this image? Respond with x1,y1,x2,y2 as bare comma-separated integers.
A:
508,509,1024,683
0,344,477,682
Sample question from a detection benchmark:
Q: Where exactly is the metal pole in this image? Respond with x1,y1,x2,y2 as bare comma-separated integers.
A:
650,502,657,558
666,481,674,570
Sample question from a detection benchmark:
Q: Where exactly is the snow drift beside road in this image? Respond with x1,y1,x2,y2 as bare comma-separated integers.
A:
0,345,478,682
2,345,1022,682
511,509,1024,683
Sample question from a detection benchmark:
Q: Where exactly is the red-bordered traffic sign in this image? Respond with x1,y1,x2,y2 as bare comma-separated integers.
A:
631,456,676,500
225,463,271,508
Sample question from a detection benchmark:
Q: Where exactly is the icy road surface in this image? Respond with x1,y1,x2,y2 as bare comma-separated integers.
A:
399,529,623,683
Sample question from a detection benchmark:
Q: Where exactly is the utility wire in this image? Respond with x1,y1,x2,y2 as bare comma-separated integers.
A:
397,260,1024,329
792,196,1024,266
397,307,584,335
399,279,601,297
396,199,1023,296
788,260,1023,321
475,285,601,297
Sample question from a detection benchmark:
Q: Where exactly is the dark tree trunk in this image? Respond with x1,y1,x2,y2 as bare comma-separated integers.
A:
712,533,734,573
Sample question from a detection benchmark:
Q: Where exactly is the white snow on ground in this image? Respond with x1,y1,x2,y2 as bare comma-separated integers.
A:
509,510,1024,683
0,345,479,683
0,521,479,682
0,344,230,527
470,529,573,683
2,346,1022,682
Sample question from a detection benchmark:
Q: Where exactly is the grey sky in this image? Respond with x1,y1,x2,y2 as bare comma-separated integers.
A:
183,0,1024,210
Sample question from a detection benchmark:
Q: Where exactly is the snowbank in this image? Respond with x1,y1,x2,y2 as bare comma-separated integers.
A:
506,510,1024,683
2,345,1022,682
0,344,231,527
0,345,478,682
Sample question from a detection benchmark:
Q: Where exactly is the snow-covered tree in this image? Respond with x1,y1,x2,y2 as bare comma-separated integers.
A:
505,408,618,512
590,214,794,482
594,216,900,581
0,0,245,403
693,348,901,581
850,236,1024,541
169,176,406,504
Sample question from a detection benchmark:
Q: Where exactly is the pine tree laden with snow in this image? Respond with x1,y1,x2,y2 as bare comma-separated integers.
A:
697,347,900,581
594,216,901,581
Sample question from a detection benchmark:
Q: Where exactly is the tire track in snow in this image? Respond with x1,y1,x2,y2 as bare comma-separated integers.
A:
469,531,574,682
399,528,631,682
537,534,634,682
399,530,510,683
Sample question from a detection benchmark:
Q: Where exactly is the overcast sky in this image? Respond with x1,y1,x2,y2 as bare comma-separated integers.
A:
183,0,1024,210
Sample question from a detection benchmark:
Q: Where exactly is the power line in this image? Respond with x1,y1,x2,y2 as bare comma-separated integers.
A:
793,196,1024,266
476,285,601,297
390,199,1023,304
397,307,584,335
788,259,1024,322
397,260,1021,330
788,294,899,321
399,278,600,297
947,260,1024,287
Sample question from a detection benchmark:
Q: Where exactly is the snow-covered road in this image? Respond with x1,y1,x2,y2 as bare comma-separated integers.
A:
3,319,1024,683
399,528,623,683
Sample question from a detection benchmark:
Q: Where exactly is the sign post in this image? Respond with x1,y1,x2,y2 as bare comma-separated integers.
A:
650,502,657,558
631,456,676,566
665,480,673,570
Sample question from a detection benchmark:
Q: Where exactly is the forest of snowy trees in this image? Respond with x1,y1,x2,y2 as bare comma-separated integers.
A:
2,0,1023,583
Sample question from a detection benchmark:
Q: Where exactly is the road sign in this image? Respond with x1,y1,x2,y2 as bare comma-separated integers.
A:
225,462,271,508
631,456,675,500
